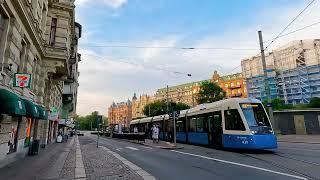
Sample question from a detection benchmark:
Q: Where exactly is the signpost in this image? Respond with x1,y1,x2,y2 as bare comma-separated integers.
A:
96,115,102,148
169,103,179,147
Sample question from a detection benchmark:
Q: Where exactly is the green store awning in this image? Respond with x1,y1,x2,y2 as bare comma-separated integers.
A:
37,105,48,120
0,88,26,116
22,99,40,118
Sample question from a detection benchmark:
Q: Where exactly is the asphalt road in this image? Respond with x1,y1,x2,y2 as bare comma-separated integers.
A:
80,132,320,180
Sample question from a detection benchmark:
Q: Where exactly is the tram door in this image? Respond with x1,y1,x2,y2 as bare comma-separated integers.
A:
210,111,222,147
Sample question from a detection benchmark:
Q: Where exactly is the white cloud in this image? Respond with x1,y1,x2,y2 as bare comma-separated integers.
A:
76,1,320,116
75,0,127,9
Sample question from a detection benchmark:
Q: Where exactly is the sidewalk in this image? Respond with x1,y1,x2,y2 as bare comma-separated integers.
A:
79,138,146,180
0,137,76,180
277,135,320,144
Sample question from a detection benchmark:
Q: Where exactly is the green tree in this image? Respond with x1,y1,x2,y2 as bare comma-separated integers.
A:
143,101,167,117
143,101,190,117
308,97,320,108
75,111,107,130
196,81,226,104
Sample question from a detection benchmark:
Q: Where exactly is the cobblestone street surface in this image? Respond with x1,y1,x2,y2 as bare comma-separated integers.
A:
80,138,143,180
60,139,76,179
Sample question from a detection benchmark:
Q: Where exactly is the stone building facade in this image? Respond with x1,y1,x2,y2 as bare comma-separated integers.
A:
155,81,203,107
108,100,132,128
0,0,79,168
132,93,154,119
211,71,247,98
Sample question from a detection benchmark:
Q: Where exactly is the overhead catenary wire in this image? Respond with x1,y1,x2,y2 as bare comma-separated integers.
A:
228,1,318,76
263,20,320,44
80,44,259,51
264,0,316,50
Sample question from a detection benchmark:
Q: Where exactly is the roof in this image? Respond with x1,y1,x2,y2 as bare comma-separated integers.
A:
220,73,243,81
156,80,208,92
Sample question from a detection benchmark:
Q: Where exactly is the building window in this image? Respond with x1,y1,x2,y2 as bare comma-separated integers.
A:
49,18,57,46
0,12,6,41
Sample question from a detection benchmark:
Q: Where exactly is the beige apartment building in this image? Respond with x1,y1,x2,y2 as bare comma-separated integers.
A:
132,93,155,119
0,0,80,168
155,81,203,107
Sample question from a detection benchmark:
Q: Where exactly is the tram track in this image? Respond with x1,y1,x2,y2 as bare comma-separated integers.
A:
274,152,320,166
240,153,317,180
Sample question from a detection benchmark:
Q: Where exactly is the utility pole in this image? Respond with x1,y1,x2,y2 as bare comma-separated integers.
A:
166,85,169,113
258,31,276,131
173,110,176,146
165,85,169,140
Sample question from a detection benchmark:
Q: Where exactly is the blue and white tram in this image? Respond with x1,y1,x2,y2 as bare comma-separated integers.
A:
130,98,277,149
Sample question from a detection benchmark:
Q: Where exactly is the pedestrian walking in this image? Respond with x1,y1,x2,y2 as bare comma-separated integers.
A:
152,125,159,143
134,126,138,133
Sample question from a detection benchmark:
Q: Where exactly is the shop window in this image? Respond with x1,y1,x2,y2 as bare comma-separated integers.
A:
224,109,245,131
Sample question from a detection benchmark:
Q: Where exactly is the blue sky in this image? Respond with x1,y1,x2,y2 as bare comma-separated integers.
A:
75,0,320,116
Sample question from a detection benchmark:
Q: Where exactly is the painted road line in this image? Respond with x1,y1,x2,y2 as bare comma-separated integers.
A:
75,136,87,179
126,146,139,151
100,146,156,180
171,150,307,180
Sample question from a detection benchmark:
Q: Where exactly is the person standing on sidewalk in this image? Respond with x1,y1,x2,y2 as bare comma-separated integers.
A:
152,125,159,143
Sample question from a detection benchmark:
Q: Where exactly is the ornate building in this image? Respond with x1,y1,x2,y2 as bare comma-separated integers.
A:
211,71,247,98
132,93,154,119
0,0,80,167
108,100,132,127
155,81,204,107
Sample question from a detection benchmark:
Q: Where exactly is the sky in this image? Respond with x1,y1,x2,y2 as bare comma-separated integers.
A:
74,0,320,116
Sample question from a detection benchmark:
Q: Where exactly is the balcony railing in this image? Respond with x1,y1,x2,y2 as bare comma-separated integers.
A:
230,93,242,97
229,84,241,89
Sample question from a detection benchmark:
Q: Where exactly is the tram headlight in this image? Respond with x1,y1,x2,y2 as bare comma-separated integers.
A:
269,130,274,134
251,130,257,134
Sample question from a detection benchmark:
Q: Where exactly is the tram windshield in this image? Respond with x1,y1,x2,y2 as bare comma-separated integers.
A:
240,103,270,127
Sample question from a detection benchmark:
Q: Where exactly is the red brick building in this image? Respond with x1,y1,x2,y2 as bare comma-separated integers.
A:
211,71,247,98
108,100,132,127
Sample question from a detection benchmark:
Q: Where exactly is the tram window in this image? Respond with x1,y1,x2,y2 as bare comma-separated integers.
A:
176,118,185,132
197,117,204,132
189,117,197,132
224,109,246,131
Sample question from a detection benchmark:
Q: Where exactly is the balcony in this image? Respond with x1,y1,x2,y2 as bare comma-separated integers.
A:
230,93,242,97
229,84,241,89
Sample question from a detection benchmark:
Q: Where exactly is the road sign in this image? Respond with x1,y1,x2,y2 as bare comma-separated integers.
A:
169,111,180,118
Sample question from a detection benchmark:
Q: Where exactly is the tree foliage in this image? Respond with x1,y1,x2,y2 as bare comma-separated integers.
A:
308,97,320,108
196,81,226,104
143,100,190,117
75,111,108,130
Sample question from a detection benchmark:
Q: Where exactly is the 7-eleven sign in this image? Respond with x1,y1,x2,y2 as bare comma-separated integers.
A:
14,74,32,88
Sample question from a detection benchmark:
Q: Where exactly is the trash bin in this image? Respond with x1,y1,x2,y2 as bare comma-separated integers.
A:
29,140,40,155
